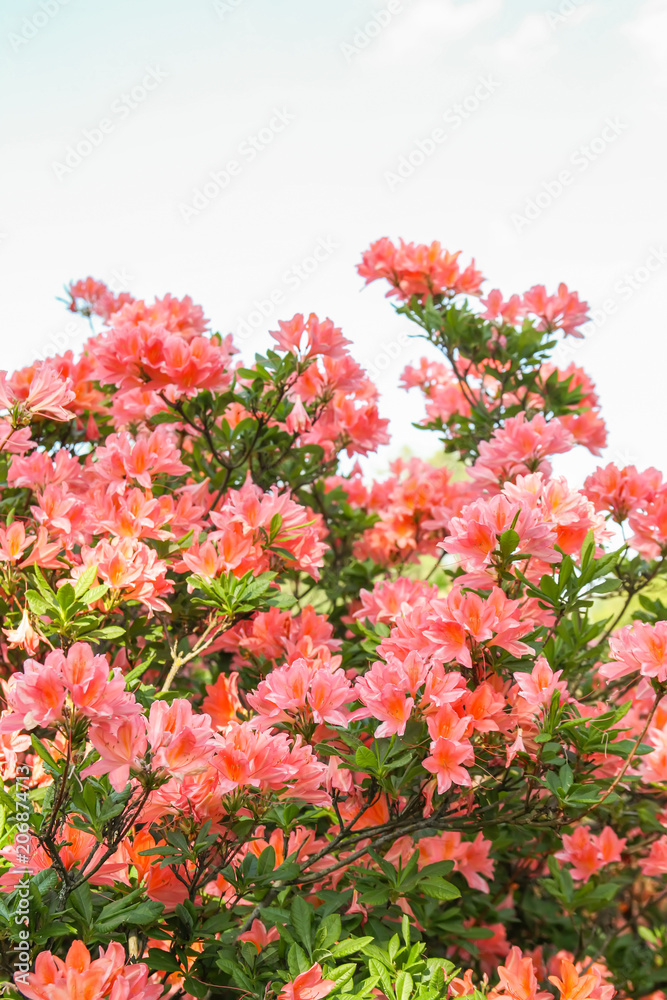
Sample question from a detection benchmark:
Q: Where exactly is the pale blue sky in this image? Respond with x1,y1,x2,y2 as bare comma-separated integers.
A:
2,0,666,478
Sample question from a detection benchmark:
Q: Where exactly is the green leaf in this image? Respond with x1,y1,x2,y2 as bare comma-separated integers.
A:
395,970,414,1000
73,564,98,599
69,883,93,925
291,895,313,952
146,950,182,974
30,736,58,770
331,936,374,958
257,845,276,876
498,528,520,560
354,746,377,771
26,590,52,616
87,625,126,640
419,878,460,901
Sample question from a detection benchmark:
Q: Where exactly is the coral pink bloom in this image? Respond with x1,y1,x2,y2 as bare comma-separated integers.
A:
19,939,161,1000
74,536,173,615
271,313,351,359
372,685,415,738
442,492,558,574
514,657,568,711
549,959,606,1000
83,715,148,792
147,699,213,779
449,969,477,997
521,282,590,338
555,825,624,883
595,826,626,865
56,642,139,722
0,657,66,732
355,577,439,625
202,671,242,728
496,946,552,1000
307,665,355,727
422,737,474,793
640,835,667,877
248,656,354,729
91,427,188,495
601,621,667,683
419,830,495,892
210,476,327,580
426,705,472,743
555,826,600,882
472,412,574,489
457,831,496,892
462,682,506,734
0,521,31,563
641,729,667,784
0,363,76,422
237,918,280,952
358,237,483,303
3,607,40,655
353,655,424,736
67,276,134,320
481,288,524,324
277,963,336,1000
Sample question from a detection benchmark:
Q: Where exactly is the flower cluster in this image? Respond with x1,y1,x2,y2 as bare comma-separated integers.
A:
1,243,666,1000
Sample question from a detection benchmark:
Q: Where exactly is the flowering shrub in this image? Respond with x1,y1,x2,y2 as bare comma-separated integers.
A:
0,242,666,999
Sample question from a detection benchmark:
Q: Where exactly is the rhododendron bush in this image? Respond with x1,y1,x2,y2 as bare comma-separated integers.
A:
2,241,667,1000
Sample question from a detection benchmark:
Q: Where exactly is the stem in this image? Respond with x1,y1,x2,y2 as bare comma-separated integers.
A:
159,618,229,694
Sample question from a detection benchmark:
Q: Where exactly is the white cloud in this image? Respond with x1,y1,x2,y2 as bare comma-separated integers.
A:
359,0,502,66
622,0,667,85
472,12,558,68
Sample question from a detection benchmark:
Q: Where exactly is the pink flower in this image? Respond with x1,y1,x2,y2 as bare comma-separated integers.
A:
238,918,280,952
0,657,66,732
3,607,40,655
209,477,327,580
67,277,134,320
18,940,161,1000
83,715,149,792
555,825,626,883
7,448,84,492
600,621,667,683
640,835,667,877
422,737,474,793
248,657,354,730
471,413,574,489
549,958,609,1000
0,643,139,735
202,672,242,728
90,427,188,495
354,577,439,625
90,295,235,397
271,313,350,359
72,537,173,615
442,491,558,575
358,238,484,303
353,652,430,736
147,699,213,779
514,657,568,711
0,363,76,422
641,729,667,784
0,521,31,563
277,963,336,1000
481,288,524,324
419,830,494,892
496,946,552,1000
521,283,590,338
